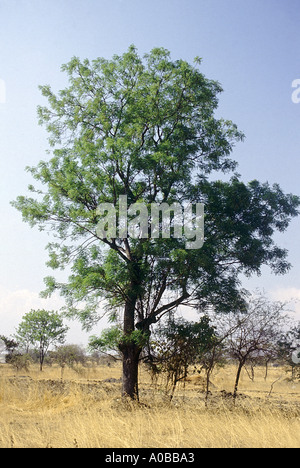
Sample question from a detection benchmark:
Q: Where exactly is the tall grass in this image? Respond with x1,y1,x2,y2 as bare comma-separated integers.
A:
0,363,299,448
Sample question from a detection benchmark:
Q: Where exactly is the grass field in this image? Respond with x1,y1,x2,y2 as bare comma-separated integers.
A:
0,362,299,448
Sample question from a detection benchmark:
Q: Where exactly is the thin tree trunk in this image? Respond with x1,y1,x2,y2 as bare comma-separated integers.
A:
205,345,216,407
264,359,270,381
39,342,44,372
233,359,244,402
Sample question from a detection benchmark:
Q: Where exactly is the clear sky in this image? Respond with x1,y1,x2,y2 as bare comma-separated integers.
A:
0,0,300,344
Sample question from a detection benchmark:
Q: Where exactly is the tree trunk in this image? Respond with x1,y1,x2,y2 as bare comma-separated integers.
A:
120,287,141,400
121,343,141,400
39,342,44,372
233,359,245,401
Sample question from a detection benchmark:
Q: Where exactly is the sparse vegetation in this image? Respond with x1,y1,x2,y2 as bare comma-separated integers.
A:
0,294,298,448
0,361,299,448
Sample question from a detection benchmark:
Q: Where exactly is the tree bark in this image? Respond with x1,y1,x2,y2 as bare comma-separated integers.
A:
120,285,141,400
39,341,44,372
233,359,245,401
121,342,141,400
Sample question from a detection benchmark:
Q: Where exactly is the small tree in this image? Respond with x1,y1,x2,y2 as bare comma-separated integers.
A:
199,334,226,404
224,295,288,400
9,354,32,373
150,316,215,400
278,323,300,380
51,344,86,380
15,310,69,371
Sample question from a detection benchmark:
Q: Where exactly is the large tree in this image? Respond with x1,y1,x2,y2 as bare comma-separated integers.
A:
12,46,299,399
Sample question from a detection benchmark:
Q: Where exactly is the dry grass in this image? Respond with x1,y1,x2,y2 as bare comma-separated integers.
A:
0,362,299,448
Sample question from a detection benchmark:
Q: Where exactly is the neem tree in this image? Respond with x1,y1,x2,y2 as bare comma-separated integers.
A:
12,46,299,399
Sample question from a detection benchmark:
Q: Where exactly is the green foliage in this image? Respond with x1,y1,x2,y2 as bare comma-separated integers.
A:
15,310,68,370
11,45,300,339
89,326,148,355
89,326,123,354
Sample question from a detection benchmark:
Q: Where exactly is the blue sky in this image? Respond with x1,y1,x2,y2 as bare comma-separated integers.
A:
0,0,300,343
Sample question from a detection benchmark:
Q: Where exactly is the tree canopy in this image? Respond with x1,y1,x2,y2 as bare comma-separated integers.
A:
12,46,300,397
15,309,68,371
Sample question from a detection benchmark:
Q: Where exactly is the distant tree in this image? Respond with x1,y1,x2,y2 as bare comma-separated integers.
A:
9,353,32,373
198,334,227,404
15,310,68,371
51,344,86,380
278,323,300,380
224,295,288,400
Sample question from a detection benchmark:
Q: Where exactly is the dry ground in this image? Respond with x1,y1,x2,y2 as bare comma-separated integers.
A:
0,362,299,448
